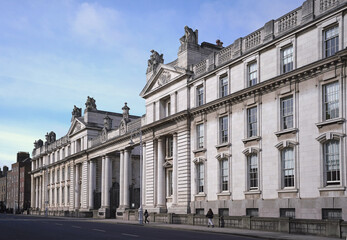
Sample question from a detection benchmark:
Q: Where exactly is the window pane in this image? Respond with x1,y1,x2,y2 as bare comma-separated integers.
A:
323,82,339,120
281,46,293,73
248,154,258,189
324,26,339,58
220,76,228,97
281,96,293,129
197,124,204,149
324,140,340,185
197,86,204,106
198,163,204,193
219,116,228,143
247,107,257,137
248,62,257,87
220,159,228,191
282,148,294,187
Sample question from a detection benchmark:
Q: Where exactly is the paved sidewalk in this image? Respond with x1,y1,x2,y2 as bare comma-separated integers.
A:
85,218,340,240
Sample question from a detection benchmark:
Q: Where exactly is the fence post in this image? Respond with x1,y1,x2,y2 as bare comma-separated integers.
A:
325,220,342,238
241,216,251,229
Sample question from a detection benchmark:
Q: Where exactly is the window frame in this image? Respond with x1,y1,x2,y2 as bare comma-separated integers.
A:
197,163,204,193
219,75,228,98
323,25,339,58
219,116,229,144
196,85,204,107
166,168,173,197
166,136,173,159
248,62,258,87
280,45,293,74
280,95,294,130
220,158,229,192
323,139,340,186
196,123,204,149
248,153,258,190
247,106,257,138
322,81,339,121
281,147,295,188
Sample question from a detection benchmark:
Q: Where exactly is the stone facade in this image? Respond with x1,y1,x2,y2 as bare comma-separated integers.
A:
31,0,347,222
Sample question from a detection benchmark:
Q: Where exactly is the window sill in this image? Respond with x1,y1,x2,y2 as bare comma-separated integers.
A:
215,143,231,149
217,191,231,196
315,118,345,128
194,193,206,197
277,188,298,193
193,148,206,154
318,186,345,192
242,136,261,144
274,128,298,137
244,190,261,195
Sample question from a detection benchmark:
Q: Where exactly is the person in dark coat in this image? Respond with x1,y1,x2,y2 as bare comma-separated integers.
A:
206,208,214,228
144,209,149,224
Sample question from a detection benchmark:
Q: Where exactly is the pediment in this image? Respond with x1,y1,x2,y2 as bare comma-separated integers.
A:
140,64,186,97
67,118,86,136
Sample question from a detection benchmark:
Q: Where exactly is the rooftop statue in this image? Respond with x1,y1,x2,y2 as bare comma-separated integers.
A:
180,26,198,45
85,96,97,111
146,49,164,74
72,105,82,118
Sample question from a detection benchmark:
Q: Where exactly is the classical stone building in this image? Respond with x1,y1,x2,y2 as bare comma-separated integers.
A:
31,0,347,221
31,98,141,218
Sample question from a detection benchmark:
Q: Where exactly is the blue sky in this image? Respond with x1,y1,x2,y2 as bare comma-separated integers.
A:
0,0,303,169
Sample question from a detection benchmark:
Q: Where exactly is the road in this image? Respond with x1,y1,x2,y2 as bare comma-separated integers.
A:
0,214,260,240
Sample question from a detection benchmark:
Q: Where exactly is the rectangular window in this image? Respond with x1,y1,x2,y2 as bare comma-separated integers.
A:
195,208,204,215
280,208,295,218
67,166,70,181
62,167,65,181
219,76,228,97
52,170,55,183
196,124,204,149
248,154,258,190
281,96,293,130
197,163,204,193
166,136,173,158
324,25,339,58
281,45,293,73
219,208,229,217
67,186,70,204
246,208,259,217
247,107,257,137
219,116,228,144
167,169,173,196
48,172,50,184
220,159,228,191
248,62,257,87
166,101,171,117
282,148,294,188
324,140,340,185
322,208,342,220
57,169,60,182
57,188,60,205
197,85,204,106
323,81,339,121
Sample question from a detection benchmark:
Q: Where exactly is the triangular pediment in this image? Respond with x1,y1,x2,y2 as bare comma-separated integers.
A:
67,118,86,136
140,64,186,98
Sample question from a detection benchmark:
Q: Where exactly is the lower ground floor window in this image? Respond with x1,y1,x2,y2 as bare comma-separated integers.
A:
246,208,258,217
219,208,229,217
322,208,342,220
280,208,295,218
195,208,204,215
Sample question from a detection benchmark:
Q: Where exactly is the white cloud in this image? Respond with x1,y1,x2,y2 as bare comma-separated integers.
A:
70,2,125,46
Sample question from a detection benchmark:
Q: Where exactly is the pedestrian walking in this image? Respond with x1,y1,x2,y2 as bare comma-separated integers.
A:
206,208,214,228
144,209,149,224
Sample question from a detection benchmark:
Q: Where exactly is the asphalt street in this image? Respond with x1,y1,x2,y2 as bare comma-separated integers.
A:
0,214,259,240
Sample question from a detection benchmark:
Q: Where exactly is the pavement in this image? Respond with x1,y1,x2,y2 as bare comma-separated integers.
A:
81,217,340,240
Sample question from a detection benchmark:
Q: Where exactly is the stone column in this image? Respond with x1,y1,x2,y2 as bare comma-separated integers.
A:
142,143,146,206
101,156,105,207
31,175,35,208
88,160,96,209
35,177,39,208
124,148,131,208
38,176,42,209
172,133,177,205
119,150,124,208
104,155,112,207
74,164,80,209
157,138,165,207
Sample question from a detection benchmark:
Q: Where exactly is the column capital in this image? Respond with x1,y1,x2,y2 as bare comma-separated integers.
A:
172,132,178,137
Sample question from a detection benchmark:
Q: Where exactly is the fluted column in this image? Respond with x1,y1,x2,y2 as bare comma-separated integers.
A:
88,160,96,209
35,178,39,208
101,156,105,207
119,150,124,208
74,164,80,209
31,175,35,208
104,155,112,207
38,176,42,209
172,133,177,205
157,138,165,207
124,148,131,208
142,143,146,206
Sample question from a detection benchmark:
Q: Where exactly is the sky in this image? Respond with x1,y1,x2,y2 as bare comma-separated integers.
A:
0,0,304,170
